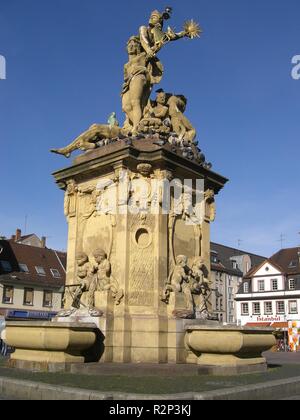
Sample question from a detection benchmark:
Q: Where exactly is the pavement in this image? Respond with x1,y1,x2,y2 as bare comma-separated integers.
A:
263,351,300,365
1,351,300,400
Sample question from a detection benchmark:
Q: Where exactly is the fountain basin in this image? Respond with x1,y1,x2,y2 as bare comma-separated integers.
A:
3,321,98,370
185,325,276,375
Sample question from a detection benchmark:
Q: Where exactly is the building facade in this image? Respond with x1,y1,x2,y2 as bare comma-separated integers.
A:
210,243,266,324
0,232,66,320
236,248,300,329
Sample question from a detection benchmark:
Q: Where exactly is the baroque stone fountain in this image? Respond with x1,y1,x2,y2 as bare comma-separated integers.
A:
4,7,275,374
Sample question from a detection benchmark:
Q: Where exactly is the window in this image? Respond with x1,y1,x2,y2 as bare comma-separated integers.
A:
50,269,61,278
289,279,296,291
258,280,265,292
289,261,297,269
211,252,218,264
271,279,278,291
35,266,46,276
244,283,249,294
43,291,53,308
2,286,14,304
264,302,273,315
0,260,12,272
289,301,298,314
232,261,238,270
241,303,249,315
23,288,34,306
19,264,29,273
277,301,285,314
229,301,234,310
253,302,261,315
229,316,234,323
228,287,233,300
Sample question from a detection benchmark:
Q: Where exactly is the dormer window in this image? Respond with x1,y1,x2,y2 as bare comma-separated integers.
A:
232,261,238,270
289,279,296,291
19,264,29,273
35,266,46,276
289,261,297,269
244,283,249,294
50,269,61,278
211,251,218,264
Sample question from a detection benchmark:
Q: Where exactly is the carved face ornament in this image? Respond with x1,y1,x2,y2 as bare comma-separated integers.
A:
137,163,153,177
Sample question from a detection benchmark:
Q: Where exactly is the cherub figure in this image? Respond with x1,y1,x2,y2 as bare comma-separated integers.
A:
93,249,124,305
167,95,196,143
64,252,95,315
191,257,210,295
161,255,193,311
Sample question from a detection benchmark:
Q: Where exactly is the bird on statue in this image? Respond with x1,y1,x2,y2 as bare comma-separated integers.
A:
108,112,119,129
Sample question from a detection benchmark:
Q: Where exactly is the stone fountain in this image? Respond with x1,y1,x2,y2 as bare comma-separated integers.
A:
3,7,275,374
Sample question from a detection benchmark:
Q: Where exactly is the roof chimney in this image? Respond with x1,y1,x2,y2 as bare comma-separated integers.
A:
41,236,46,248
15,229,22,242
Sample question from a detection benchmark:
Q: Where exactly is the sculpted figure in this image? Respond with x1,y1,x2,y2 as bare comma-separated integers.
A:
167,95,196,143
78,185,100,220
70,252,95,311
191,257,210,294
162,255,193,311
139,9,201,57
138,89,170,134
205,189,216,222
93,249,124,305
122,36,163,135
51,123,127,158
64,180,78,219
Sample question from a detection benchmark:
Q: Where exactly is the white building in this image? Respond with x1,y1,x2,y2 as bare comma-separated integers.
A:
236,248,300,329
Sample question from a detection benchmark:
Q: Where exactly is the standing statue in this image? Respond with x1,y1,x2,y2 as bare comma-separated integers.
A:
64,180,78,219
139,9,201,57
122,9,201,134
122,36,163,135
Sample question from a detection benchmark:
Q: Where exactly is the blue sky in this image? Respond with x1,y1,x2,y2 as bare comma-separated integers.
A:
0,0,299,257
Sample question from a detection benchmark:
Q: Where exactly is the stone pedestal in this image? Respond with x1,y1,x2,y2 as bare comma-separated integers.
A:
53,137,228,364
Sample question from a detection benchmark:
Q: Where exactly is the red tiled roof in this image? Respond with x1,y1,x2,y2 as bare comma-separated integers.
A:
270,248,300,275
0,240,66,289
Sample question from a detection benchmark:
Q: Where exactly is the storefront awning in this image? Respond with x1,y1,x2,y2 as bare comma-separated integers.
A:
246,323,271,327
271,322,288,329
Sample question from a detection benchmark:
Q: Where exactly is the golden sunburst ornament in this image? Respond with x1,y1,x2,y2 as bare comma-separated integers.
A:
184,20,202,39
